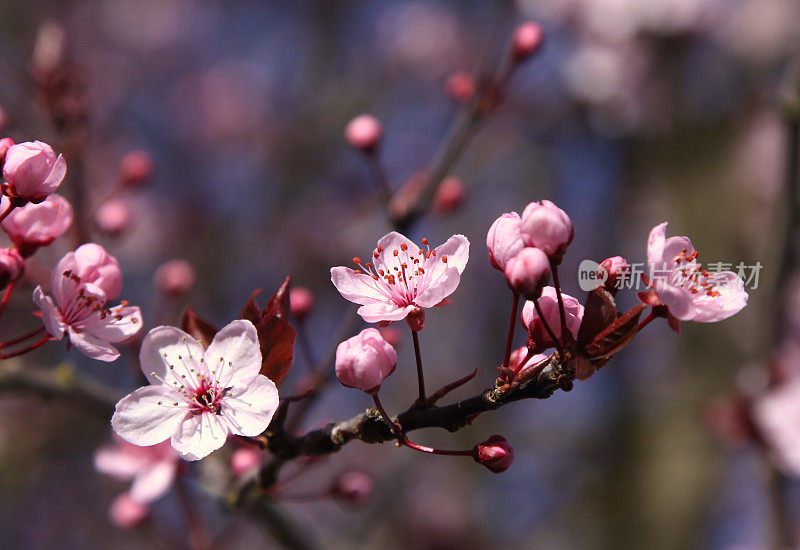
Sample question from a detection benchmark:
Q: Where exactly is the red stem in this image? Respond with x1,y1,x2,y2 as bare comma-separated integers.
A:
401,438,472,456
550,263,569,342
637,311,657,332
500,292,520,375
0,335,52,360
0,280,17,321
0,326,46,349
533,298,562,353
0,203,15,224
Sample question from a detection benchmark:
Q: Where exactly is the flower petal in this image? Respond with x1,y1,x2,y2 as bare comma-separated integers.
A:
205,320,262,387
129,461,178,503
33,286,65,339
414,267,462,308
170,412,229,461
356,302,412,323
220,375,279,437
94,444,146,481
112,386,188,447
654,284,696,321
373,231,421,273
690,271,748,322
78,306,142,344
139,326,205,387
68,327,121,362
330,267,388,305
43,153,67,193
433,234,469,274
646,222,668,272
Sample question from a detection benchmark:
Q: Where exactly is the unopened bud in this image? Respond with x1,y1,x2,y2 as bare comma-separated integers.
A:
472,435,514,473
231,447,263,477
0,248,23,290
289,287,315,321
511,22,544,62
95,198,132,236
109,494,149,529
153,259,195,297
0,138,14,166
335,328,397,393
344,114,382,152
445,72,475,103
119,150,155,188
432,176,466,215
504,247,550,299
598,256,629,295
519,200,573,265
331,471,373,506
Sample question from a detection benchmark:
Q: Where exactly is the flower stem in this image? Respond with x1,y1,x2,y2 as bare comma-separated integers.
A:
0,281,17,321
0,203,15,224
367,152,392,204
637,311,657,332
0,335,51,360
534,298,562,353
550,263,569,341
401,438,472,456
500,292,520,378
371,394,401,439
411,329,426,404
0,326,46,349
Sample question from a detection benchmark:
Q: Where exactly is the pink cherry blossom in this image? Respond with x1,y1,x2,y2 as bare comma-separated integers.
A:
0,247,23,289
753,380,800,477
95,198,132,236
289,286,315,321
230,447,263,477
335,328,397,393
33,244,141,361
331,232,469,324
1,140,67,204
94,438,179,503
472,435,514,473
119,150,155,188
508,346,550,376
0,194,72,257
153,258,195,297
486,212,525,271
521,286,584,348
504,247,550,299
344,114,383,151
111,320,279,461
645,222,748,322
511,22,544,61
520,200,574,264
109,494,149,529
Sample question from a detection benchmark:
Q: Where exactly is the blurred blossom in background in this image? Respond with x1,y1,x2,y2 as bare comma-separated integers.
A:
0,0,798,548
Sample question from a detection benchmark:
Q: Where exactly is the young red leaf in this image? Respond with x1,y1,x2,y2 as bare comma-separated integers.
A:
179,306,218,348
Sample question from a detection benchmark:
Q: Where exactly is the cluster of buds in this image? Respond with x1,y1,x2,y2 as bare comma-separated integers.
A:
94,150,156,238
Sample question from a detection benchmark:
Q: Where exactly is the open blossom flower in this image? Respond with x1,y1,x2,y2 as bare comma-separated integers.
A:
521,286,584,348
644,222,748,322
111,320,279,461
753,381,800,477
0,194,72,256
94,438,179,503
331,231,469,324
1,140,67,204
33,244,141,361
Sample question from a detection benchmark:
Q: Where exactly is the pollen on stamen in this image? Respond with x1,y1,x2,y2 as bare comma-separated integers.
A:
353,257,362,265
393,250,399,257
400,243,408,251
422,238,428,245
442,256,448,263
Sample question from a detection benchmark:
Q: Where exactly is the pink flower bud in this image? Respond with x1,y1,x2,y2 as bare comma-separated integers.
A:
109,494,149,529
0,248,23,289
344,114,382,152
472,435,514,473
231,447,263,477
289,287,315,321
521,286,584,350
0,138,14,165
511,22,544,62
486,212,525,271
504,247,550,299
153,259,195,297
331,471,373,506
598,256,629,294
519,200,573,264
335,328,397,393
445,72,475,103
379,327,403,348
95,198,132,236
119,150,154,188
0,194,72,257
69,243,124,300
2,141,67,204
432,176,466,215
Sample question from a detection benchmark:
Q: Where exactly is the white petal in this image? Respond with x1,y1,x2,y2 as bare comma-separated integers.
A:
357,302,413,323
646,222,668,273
433,234,469,274
414,267,461,308
33,286,65,339
205,320,261,387
220,375,279,437
93,445,146,481
139,326,205,387
373,232,421,274
170,412,229,461
112,386,188,447
129,461,178,503
79,306,143,343
330,266,388,305
68,327,120,362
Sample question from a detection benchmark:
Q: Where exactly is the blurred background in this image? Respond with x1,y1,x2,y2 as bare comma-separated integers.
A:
0,0,797,548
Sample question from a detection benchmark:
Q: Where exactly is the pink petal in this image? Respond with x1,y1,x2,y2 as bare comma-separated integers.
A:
68,327,121,362
94,445,146,480
661,236,695,265
414,267,461,308
356,302,412,323
80,306,142,344
654,284,696,321
129,461,178,503
220,375,279,437
433,234,469,274
646,222,668,270
33,286,66,339
139,326,205,386
205,320,262,387
170,412,229,461
42,153,67,194
112,386,188,447
690,271,748,322
330,266,388,305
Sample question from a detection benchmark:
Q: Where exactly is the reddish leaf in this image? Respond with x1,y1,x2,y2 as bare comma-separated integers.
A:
583,303,645,360
240,289,264,326
266,275,291,320
255,315,296,384
180,306,218,348
576,288,617,347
